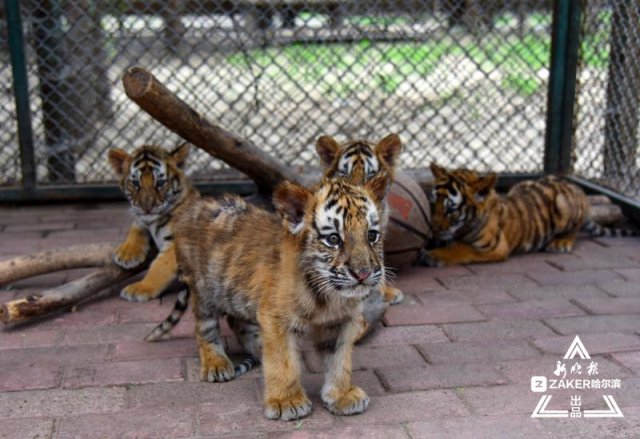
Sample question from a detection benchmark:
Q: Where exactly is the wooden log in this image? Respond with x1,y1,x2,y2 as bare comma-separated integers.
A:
587,194,613,205
0,264,144,325
590,203,624,226
0,243,116,287
122,67,305,193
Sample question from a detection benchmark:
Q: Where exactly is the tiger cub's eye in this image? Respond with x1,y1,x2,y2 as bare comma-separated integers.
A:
156,178,167,188
324,233,342,248
368,230,380,243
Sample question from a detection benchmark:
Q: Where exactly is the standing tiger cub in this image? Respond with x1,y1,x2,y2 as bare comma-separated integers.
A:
108,143,199,301
315,133,404,305
155,175,390,421
421,163,638,266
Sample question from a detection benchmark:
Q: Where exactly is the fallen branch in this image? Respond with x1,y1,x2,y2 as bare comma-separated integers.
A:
122,66,305,192
0,243,116,287
1,264,145,325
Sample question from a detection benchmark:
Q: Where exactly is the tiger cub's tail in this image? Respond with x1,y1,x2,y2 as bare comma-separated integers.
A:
144,285,190,342
234,355,261,377
582,219,639,238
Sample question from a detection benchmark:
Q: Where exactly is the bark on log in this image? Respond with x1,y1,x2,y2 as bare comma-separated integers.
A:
122,67,305,193
590,203,624,226
0,243,116,286
1,264,144,325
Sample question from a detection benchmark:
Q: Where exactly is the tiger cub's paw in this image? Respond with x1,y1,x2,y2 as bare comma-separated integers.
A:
323,386,369,416
114,242,148,269
417,249,445,268
264,391,312,421
382,286,404,305
120,281,163,302
200,356,236,383
545,237,576,254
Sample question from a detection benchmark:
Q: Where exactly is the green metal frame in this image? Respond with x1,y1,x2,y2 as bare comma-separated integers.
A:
1,0,639,225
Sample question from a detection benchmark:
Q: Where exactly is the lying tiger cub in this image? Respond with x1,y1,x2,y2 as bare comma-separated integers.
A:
151,174,391,421
421,163,638,266
315,133,404,304
108,143,198,301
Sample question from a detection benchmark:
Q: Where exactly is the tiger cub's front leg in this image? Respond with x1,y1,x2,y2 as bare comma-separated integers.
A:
321,318,369,416
195,301,236,383
259,312,312,421
114,223,150,269
420,240,509,267
120,243,177,302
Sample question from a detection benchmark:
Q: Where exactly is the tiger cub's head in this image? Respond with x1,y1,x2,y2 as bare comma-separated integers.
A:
274,173,391,299
315,134,402,184
108,143,191,217
429,163,497,243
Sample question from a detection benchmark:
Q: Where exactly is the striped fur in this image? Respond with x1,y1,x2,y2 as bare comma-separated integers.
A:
316,134,404,307
108,143,199,301
150,175,390,420
421,163,637,267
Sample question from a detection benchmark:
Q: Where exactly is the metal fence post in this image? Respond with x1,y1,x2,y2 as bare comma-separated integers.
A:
544,0,581,175
5,0,36,192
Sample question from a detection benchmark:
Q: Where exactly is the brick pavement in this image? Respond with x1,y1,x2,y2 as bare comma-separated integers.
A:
1,202,639,438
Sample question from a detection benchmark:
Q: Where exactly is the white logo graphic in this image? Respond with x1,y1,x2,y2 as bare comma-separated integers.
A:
531,336,624,418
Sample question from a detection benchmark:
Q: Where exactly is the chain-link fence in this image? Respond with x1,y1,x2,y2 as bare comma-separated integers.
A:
2,0,554,191
573,0,640,201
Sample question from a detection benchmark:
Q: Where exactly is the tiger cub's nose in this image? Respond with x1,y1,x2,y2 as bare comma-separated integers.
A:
352,268,371,282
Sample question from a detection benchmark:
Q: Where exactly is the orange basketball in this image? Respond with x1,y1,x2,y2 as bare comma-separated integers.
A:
384,171,432,268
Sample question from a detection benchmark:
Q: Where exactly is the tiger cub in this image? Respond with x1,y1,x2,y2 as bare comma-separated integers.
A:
315,133,403,305
421,162,638,266
107,143,198,301
151,174,390,421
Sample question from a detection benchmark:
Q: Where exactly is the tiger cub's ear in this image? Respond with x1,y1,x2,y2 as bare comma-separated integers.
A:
375,133,402,169
472,173,497,201
108,148,131,176
430,162,448,180
170,143,190,169
365,171,392,205
273,181,312,234
315,136,341,166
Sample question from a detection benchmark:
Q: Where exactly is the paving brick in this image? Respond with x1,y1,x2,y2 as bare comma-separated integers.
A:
611,351,640,375
61,323,154,346
527,269,624,286
62,358,184,388
377,363,507,392
0,387,125,419
353,390,470,422
0,345,110,369
574,298,640,315
359,325,449,347
507,284,610,301
533,332,640,356
440,274,539,292
4,221,76,233
549,252,640,271
113,338,198,361
419,287,517,305
458,384,540,415
0,365,61,392
478,299,585,320
0,329,63,350
126,379,260,410
593,236,640,248
467,260,559,276
303,345,426,373
391,267,444,293
33,307,117,329
45,228,122,245
597,280,640,298
269,423,408,439
418,339,541,365
10,271,69,289
383,303,485,326
198,398,335,436
616,268,640,282
56,407,196,439
0,417,55,439
406,415,546,439
538,412,637,439
442,320,555,342
544,314,640,335
422,265,475,279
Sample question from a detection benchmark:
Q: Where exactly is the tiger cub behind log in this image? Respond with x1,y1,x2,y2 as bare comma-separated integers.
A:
421,163,638,266
154,174,391,421
108,143,198,301
315,133,404,305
